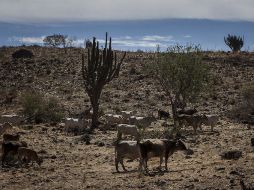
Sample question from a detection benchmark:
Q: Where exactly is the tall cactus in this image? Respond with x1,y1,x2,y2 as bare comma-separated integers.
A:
82,33,126,130
224,34,244,53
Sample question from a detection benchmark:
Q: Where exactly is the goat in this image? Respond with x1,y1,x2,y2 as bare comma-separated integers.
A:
0,122,13,136
120,111,137,122
64,118,91,134
177,114,204,134
3,133,20,142
104,114,124,125
158,110,170,120
1,141,27,166
114,140,142,172
0,114,24,125
129,116,156,128
121,111,137,117
17,147,43,166
139,139,187,172
117,124,140,141
202,115,219,131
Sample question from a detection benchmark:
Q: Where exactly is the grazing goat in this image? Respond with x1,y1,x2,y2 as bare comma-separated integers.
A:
3,133,20,142
177,114,204,134
64,118,91,133
158,110,170,120
202,115,219,131
18,147,43,166
120,111,137,122
1,141,27,166
0,114,24,125
129,116,156,128
121,111,137,118
139,139,187,172
105,114,125,125
0,122,13,136
117,124,140,141
114,140,141,172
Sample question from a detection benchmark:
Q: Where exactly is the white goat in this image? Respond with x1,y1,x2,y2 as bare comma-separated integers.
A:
120,111,137,121
129,116,156,128
117,124,140,140
0,114,24,125
104,114,124,125
65,118,91,128
114,140,141,172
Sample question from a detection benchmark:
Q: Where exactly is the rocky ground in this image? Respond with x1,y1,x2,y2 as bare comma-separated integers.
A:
0,46,254,189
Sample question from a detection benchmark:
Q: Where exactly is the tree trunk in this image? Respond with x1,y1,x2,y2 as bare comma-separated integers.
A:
91,101,99,130
170,99,178,128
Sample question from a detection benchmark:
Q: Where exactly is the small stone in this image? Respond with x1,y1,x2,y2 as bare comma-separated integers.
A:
215,166,225,171
51,155,57,159
95,141,105,147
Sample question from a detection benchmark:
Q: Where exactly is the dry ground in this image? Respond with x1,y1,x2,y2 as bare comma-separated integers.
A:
0,120,254,190
0,47,254,189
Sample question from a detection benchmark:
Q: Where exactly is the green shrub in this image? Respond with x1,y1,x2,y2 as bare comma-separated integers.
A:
21,92,63,123
145,44,211,127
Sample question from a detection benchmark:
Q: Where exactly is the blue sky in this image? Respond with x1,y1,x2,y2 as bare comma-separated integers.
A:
0,0,254,51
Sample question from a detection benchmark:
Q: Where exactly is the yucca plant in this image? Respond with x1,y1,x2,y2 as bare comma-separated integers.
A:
224,34,244,53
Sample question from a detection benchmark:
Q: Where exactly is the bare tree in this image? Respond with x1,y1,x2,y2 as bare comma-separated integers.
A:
43,34,67,48
81,33,126,130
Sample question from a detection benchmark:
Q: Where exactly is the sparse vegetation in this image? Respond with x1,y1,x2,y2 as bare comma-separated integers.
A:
81,33,126,130
0,45,254,189
224,34,244,53
230,83,254,124
12,49,34,59
21,92,63,123
147,45,211,128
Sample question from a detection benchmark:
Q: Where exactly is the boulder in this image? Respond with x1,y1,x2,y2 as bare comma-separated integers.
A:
220,150,242,160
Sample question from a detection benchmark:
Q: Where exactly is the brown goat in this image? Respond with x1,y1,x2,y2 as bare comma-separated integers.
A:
1,141,27,166
3,133,20,142
139,139,187,172
18,147,43,166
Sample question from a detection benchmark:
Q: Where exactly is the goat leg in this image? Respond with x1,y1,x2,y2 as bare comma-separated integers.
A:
120,160,127,171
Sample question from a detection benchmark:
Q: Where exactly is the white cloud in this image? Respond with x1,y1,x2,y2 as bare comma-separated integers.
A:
10,35,175,50
100,35,174,49
1,0,254,23
184,35,192,38
142,35,173,42
9,36,45,44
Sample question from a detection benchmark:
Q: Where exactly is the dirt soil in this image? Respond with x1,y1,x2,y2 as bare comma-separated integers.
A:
0,47,254,189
